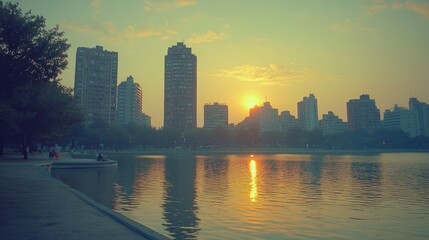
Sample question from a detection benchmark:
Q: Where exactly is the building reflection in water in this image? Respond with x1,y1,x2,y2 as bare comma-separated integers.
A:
162,154,200,239
350,155,383,206
249,159,258,202
113,155,165,213
199,155,229,201
51,167,117,208
51,153,429,239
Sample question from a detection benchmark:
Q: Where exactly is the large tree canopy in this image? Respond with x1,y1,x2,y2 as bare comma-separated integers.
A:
0,1,81,155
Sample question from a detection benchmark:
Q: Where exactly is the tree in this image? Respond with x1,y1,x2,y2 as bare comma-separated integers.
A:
0,1,79,155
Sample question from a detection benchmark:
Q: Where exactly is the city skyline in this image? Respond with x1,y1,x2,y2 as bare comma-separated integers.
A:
14,0,429,127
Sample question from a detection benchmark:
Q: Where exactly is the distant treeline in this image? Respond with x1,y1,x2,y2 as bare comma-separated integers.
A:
49,120,429,150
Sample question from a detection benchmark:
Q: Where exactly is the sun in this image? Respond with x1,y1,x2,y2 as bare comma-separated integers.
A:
244,96,261,109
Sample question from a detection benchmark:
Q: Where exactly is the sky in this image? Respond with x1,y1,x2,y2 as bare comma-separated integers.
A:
14,0,429,128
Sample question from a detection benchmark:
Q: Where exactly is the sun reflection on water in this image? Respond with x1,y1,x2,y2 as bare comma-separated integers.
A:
249,159,258,202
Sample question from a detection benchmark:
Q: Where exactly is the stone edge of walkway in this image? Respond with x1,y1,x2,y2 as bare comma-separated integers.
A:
0,152,171,240
37,164,171,240
64,183,170,240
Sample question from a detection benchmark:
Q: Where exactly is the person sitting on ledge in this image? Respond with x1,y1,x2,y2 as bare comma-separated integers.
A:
97,152,105,161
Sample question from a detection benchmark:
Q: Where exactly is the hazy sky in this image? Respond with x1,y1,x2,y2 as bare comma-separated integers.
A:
14,0,429,127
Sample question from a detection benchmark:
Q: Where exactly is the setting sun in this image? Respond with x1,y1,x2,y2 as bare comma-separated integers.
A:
244,96,261,110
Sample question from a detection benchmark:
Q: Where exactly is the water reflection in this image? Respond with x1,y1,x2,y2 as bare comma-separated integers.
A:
51,153,429,240
351,159,383,206
114,155,165,212
300,155,323,204
199,155,229,199
162,154,200,239
51,167,117,207
249,159,258,202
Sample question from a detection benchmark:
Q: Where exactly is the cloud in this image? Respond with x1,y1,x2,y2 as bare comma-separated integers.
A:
144,0,197,11
91,0,101,8
398,0,429,20
330,19,351,32
367,1,389,14
329,19,378,33
187,31,225,44
368,0,429,20
61,22,100,35
215,64,318,86
175,0,197,7
62,21,177,43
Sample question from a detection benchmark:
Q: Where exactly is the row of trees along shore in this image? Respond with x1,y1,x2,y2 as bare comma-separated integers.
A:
1,1,428,155
59,120,429,151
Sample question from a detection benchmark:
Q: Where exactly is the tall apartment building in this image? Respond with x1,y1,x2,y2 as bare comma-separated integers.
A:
319,111,348,135
249,102,280,132
279,111,298,132
297,94,319,131
74,45,118,125
383,105,420,137
117,76,143,126
409,98,429,137
204,102,228,128
164,42,197,130
141,113,151,128
346,94,381,132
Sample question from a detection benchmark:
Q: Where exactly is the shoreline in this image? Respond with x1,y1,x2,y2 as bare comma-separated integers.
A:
0,153,170,240
69,147,429,157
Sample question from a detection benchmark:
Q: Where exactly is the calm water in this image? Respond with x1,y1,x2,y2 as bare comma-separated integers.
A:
51,153,429,239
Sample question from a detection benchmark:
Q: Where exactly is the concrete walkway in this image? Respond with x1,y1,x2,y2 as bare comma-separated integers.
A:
0,153,168,240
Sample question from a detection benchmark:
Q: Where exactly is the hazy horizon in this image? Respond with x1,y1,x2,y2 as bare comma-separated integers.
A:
14,0,429,127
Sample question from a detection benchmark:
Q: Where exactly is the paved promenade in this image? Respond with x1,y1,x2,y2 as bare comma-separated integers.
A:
0,153,167,240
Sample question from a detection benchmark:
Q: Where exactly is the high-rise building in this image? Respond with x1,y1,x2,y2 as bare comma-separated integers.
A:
383,105,420,137
279,111,298,131
409,98,429,137
117,76,143,126
297,94,318,131
204,102,228,128
347,94,381,132
141,113,151,128
164,42,197,130
74,45,118,125
319,111,348,135
249,102,280,132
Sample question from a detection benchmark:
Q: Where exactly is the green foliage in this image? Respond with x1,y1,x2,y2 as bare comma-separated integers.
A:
58,121,429,150
0,1,70,94
0,1,81,154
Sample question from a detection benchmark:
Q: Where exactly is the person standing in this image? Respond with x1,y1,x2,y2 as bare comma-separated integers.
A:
49,146,54,159
23,146,29,160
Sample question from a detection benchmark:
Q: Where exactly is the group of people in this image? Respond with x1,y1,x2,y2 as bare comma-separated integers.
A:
22,145,59,160
49,146,60,160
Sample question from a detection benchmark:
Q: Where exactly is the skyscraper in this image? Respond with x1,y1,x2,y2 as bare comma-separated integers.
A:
279,110,299,131
247,102,280,132
409,98,429,136
383,105,420,137
297,94,319,131
204,102,228,128
141,113,151,128
319,111,348,135
117,76,143,126
74,45,118,125
346,94,381,132
164,42,197,130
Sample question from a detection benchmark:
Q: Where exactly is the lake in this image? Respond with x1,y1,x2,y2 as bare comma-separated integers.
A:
51,152,429,239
